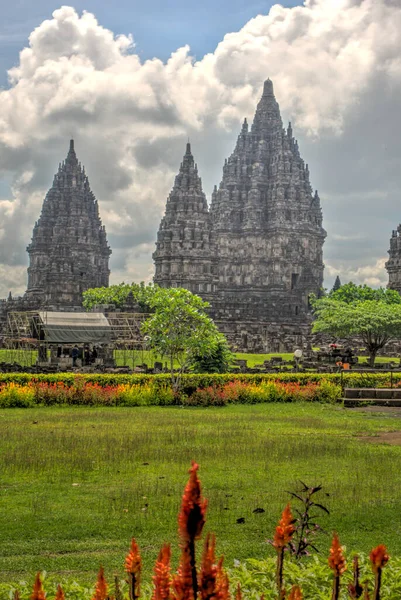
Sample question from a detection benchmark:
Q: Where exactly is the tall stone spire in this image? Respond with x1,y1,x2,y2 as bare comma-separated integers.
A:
332,275,342,292
153,143,217,296
251,78,283,140
386,225,401,293
210,79,326,321
26,140,111,308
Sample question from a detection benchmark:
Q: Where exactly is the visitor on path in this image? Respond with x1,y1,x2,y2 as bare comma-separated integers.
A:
72,345,79,367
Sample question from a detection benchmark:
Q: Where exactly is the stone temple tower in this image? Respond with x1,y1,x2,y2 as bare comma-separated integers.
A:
25,140,111,308
210,79,326,322
153,80,326,350
153,143,218,298
386,225,401,293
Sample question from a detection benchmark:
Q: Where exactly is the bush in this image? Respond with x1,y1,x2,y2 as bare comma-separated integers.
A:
0,382,35,408
182,380,342,407
0,371,393,408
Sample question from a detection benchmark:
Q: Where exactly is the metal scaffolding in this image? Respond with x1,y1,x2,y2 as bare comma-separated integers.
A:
1,311,151,369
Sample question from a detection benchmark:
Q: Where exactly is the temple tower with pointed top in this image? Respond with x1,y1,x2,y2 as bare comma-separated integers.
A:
386,226,401,293
210,78,326,325
332,275,342,292
153,143,218,296
154,80,326,350
25,140,111,308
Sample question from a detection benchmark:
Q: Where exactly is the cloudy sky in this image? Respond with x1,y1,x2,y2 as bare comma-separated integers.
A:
0,0,400,297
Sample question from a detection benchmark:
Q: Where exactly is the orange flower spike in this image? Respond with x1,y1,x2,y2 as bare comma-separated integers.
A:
369,545,389,574
178,461,208,544
125,538,142,600
173,547,194,600
152,544,172,600
215,557,230,600
288,586,303,600
273,504,295,549
54,585,65,600
125,538,142,576
199,534,218,600
328,533,347,576
92,566,108,600
31,572,46,600
235,583,242,600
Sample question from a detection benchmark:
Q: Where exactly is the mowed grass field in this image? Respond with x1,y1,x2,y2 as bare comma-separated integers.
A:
1,404,401,586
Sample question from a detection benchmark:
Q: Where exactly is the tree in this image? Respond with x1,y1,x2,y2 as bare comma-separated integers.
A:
83,282,157,311
191,337,233,373
312,297,401,367
329,282,401,305
141,287,226,392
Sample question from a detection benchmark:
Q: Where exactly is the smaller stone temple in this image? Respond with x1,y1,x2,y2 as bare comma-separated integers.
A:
386,225,401,293
0,140,111,330
153,142,218,300
25,140,111,308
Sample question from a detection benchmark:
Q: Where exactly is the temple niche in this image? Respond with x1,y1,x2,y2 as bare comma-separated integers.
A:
154,80,327,351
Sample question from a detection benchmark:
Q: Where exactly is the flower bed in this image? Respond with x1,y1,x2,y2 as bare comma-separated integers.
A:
0,377,343,407
0,371,400,407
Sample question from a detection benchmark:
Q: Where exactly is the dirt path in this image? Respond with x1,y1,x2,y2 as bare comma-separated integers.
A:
349,406,401,445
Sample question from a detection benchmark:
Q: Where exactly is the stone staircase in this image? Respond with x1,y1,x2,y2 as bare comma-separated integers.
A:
343,388,401,407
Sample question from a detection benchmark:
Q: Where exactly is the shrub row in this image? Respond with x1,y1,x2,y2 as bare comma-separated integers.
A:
0,379,342,408
0,370,400,389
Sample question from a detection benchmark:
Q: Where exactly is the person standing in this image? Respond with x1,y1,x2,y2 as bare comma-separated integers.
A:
72,345,79,367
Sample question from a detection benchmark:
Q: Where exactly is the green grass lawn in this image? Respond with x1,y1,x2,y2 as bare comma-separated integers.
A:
1,404,401,587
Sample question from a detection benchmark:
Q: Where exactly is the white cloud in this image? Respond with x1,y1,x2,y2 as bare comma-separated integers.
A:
326,258,389,289
0,0,400,296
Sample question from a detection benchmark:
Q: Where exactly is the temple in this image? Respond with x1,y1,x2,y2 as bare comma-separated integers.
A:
153,142,218,298
25,140,111,308
0,140,110,324
0,80,327,353
386,226,401,293
154,80,326,351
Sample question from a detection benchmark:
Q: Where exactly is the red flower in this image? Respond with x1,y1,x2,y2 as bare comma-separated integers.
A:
288,586,303,600
173,547,194,600
125,538,142,600
369,545,389,573
215,557,230,600
328,533,347,576
31,573,46,600
178,462,207,545
92,566,108,600
125,538,142,575
273,504,295,549
199,533,218,600
152,544,172,600
54,585,65,600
